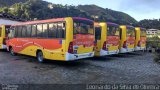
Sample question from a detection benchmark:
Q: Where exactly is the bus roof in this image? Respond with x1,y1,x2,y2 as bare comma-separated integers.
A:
73,17,94,22
140,27,146,30
126,25,135,28
0,24,11,27
12,17,94,26
13,18,65,26
107,22,119,26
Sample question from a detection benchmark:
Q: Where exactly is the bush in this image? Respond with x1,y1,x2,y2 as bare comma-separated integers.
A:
154,52,160,63
147,36,160,63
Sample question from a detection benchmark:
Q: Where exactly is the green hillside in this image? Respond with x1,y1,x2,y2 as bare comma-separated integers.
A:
0,0,138,25
78,5,137,24
0,0,28,7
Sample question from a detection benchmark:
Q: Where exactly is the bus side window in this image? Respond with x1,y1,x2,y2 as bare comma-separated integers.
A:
37,24,43,38
48,23,58,38
26,25,32,38
9,27,15,39
43,24,48,38
22,26,27,38
17,26,22,38
31,25,37,37
5,27,11,36
57,22,65,38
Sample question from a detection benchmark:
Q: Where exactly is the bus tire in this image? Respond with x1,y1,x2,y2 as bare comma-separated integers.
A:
37,51,44,63
9,47,17,56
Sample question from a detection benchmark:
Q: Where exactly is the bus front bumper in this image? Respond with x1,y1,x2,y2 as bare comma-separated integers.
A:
66,52,94,61
100,49,119,56
119,48,135,53
0,44,7,49
135,46,146,51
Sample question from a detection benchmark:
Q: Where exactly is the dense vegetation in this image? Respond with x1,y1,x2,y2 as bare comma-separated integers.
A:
0,0,93,20
0,0,137,25
138,19,160,29
0,0,160,29
0,0,28,7
78,5,137,25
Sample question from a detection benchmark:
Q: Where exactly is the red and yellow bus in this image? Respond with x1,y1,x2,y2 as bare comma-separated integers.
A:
0,25,11,49
119,25,135,53
94,22,120,56
135,27,147,51
7,17,95,62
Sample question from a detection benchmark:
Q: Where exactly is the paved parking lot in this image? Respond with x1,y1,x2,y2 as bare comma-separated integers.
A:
0,50,160,84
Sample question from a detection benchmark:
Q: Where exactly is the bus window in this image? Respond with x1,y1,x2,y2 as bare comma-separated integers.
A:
22,26,27,38
43,24,48,38
107,26,119,36
0,27,2,37
31,25,37,37
37,24,43,38
9,27,16,39
5,26,11,36
26,25,32,37
57,22,65,38
16,26,23,38
48,23,57,38
95,27,101,40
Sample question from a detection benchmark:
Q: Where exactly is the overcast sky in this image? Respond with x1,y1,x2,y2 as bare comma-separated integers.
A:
45,0,160,21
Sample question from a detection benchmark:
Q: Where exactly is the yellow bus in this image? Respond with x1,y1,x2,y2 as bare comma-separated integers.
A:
7,17,95,62
135,27,147,51
0,25,11,49
94,22,120,56
119,25,135,53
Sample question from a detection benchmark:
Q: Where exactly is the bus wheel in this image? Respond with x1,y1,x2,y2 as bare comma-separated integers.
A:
37,51,44,63
10,47,16,56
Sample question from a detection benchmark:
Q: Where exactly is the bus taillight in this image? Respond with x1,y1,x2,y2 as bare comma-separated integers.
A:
123,41,127,48
138,40,141,47
94,41,97,46
68,42,73,54
102,41,107,50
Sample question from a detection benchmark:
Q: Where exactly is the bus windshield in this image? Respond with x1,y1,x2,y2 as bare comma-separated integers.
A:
127,28,135,37
107,25,119,36
141,29,146,37
73,20,94,35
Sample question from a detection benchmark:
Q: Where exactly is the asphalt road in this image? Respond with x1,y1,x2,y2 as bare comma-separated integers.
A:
0,50,160,84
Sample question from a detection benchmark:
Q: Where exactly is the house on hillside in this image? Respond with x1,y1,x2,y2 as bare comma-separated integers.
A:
0,13,24,25
147,29,160,38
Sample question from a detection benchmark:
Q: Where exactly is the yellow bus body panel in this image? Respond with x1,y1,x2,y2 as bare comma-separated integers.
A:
135,27,140,47
135,27,146,49
94,22,106,56
0,25,6,49
120,25,135,49
119,26,127,49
